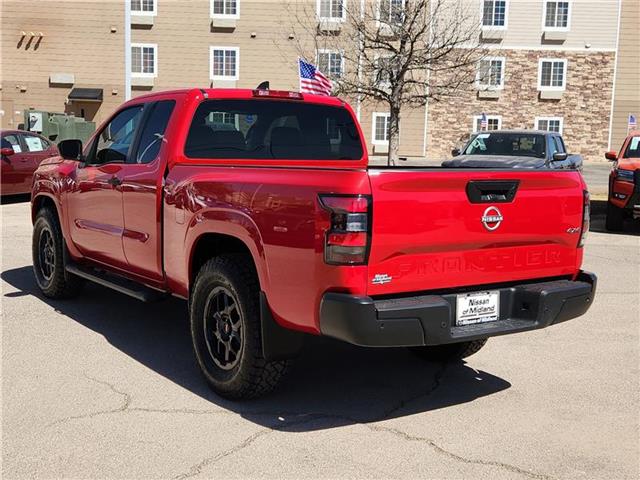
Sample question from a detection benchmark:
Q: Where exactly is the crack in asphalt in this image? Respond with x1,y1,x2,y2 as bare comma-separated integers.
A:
48,375,236,426
50,365,554,480
171,363,554,480
47,374,132,427
367,425,555,480
172,428,273,480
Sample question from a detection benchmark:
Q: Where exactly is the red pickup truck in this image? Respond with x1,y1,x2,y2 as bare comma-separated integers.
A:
604,131,640,230
31,88,596,399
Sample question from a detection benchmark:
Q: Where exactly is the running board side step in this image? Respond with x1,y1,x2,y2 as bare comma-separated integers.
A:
65,264,168,302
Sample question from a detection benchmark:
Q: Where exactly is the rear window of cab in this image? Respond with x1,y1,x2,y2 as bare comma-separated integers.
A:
184,100,363,160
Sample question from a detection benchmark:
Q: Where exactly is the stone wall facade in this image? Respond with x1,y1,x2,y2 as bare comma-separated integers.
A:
426,50,616,163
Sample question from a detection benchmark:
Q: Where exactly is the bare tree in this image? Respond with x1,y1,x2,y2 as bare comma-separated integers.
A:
282,0,486,165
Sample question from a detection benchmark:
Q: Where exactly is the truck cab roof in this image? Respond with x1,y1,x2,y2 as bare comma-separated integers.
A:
124,88,345,107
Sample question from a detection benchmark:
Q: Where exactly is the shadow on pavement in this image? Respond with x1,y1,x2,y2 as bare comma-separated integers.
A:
590,200,640,236
2,265,511,431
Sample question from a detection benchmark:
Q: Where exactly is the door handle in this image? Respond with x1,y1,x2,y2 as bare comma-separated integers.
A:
107,176,122,187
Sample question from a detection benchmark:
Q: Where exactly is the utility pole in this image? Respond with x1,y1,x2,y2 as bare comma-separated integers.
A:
124,0,131,101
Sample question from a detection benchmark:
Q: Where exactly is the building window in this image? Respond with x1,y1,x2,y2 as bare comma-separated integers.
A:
482,0,507,28
131,44,157,77
375,54,393,83
372,113,391,144
326,118,341,140
379,0,405,25
473,115,502,132
538,59,567,90
476,57,505,89
317,0,345,20
206,111,238,129
211,0,239,18
317,50,343,78
211,112,235,125
543,1,570,30
131,0,156,15
535,117,563,133
210,47,239,80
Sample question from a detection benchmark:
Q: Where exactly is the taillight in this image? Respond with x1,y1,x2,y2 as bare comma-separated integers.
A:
319,194,371,265
579,190,590,247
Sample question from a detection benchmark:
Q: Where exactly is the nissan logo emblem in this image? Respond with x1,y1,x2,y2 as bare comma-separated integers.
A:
482,206,503,231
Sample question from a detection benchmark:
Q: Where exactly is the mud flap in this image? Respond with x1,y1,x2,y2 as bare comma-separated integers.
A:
260,292,305,361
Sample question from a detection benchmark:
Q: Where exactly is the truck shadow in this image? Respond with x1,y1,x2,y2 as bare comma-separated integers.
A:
590,200,640,236
2,266,511,432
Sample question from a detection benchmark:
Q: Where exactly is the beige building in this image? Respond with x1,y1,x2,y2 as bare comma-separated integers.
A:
1,0,635,162
609,0,640,152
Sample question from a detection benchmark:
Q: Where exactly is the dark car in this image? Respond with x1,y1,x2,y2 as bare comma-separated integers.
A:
1,130,58,196
443,130,583,170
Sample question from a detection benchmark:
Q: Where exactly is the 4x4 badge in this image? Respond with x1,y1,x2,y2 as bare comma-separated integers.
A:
372,274,392,285
482,206,503,231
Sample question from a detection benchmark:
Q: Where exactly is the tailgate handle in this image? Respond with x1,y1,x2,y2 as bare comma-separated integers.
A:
466,180,519,203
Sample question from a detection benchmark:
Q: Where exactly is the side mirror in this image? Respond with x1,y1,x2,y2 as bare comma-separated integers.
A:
451,148,461,157
1,146,15,157
604,151,617,161
552,152,568,161
58,139,83,161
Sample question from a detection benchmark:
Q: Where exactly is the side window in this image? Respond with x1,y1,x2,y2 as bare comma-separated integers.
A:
23,134,46,152
3,134,22,152
625,137,640,158
555,136,566,153
133,100,176,164
89,106,144,165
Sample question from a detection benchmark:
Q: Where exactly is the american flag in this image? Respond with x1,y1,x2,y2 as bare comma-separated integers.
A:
299,59,333,96
480,113,488,131
629,114,637,132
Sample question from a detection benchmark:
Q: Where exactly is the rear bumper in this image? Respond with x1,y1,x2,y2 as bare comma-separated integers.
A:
319,271,597,347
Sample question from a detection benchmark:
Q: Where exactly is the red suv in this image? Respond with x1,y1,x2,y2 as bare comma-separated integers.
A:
1,130,58,196
605,131,640,230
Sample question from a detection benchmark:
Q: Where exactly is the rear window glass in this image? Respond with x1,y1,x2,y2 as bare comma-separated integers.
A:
464,133,546,158
185,100,363,160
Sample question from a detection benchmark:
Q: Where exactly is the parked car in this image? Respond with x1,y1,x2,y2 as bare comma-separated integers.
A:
1,130,58,196
30,88,596,399
443,130,583,170
604,131,640,231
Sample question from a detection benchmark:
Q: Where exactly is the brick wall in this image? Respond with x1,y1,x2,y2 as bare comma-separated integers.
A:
426,50,616,163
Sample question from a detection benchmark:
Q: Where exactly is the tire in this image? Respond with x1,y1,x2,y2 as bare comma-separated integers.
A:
605,202,624,231
190,254,289,399
32,208,83,299
410,339,488,362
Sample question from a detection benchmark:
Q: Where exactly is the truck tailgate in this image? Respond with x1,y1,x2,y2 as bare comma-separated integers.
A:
367,169,585,296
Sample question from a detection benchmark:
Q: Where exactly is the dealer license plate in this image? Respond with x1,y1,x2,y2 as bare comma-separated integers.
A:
455,291,500,326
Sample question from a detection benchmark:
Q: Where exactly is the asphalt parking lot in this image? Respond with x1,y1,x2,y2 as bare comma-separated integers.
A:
1,197,638,479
